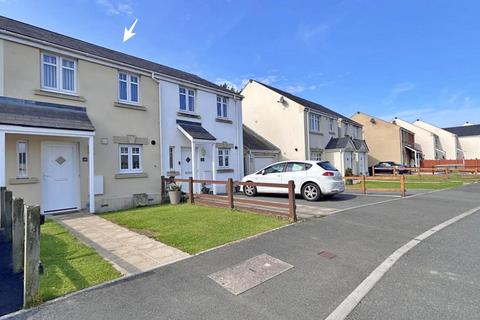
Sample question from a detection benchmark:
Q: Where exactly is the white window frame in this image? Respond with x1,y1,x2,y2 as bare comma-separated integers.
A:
179,86,195,112
118,144,143,173
329,118,334,131
310,150,323,161
118,71,140,104
310,113,321,132
218,148,230,168
216,96,228,118
168,146,175,170
40,52,77,94
16,140,28,178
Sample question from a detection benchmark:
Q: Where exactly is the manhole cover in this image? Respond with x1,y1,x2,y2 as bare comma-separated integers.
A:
208,253,293,295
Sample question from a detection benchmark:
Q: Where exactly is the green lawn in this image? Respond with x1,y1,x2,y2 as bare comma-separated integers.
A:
40,220,121,303
347,174,479,190
101,204,289,254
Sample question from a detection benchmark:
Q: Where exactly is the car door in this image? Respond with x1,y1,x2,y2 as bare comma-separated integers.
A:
282,162,308,190
376,162,390,174
254,162,287,193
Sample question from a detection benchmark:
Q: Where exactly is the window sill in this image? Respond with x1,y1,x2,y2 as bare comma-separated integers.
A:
9,177,40,185
115,172,148,179
215,117,233,124
114,102,147,111
217,168,234,173
166,171,180,176
177,111,201,119
309,131,324,136
34,89,86,102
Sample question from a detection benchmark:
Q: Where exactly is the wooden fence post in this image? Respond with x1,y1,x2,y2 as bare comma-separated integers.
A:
12,198,25,273
400,175,406,198
3,190,13,241
361,175,366,194
24,205,41,308
393,167,397,176
372,166,375,176
227,178,234,209
161,175,166,198
188,177,194,204
0,186,5,228
288,180,297,222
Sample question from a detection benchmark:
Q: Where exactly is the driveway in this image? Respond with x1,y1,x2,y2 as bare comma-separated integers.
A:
5,184,480,320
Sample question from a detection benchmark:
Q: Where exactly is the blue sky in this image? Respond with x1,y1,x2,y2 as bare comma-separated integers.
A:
1,0,480,127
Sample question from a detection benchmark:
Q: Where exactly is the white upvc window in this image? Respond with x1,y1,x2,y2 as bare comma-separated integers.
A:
329,118,334,131
118,72,139,104
168,146,175,170
179,87,195,112
310,113,321,132
41,53,76,93
218,148,230,168
310,150,323,161
345,123,350,136
119,144,143,173
217,96,228,118
353,126,360,139
16,140,28,178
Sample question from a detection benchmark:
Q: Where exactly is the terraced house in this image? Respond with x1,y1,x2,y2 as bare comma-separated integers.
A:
242,80,369,176
0,16,243,214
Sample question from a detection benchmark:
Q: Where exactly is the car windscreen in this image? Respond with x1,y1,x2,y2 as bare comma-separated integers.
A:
317,161,338,171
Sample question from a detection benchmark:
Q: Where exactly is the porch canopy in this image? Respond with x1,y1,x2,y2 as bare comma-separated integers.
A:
405,145,423,167
176,120,218,192
0,96,96,213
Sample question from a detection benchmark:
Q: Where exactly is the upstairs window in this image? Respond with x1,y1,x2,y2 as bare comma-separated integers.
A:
119,144,142,173
218,148,230,168
179,87,195,112
118,72,139,104
41,53,76,93
310,113,321,132
217,96,228,118
329,118,334,131
16,141,28,178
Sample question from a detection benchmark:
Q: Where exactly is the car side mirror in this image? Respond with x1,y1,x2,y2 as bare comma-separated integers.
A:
261,170,267,175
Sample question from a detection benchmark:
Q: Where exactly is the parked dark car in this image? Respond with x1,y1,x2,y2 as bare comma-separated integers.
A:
370,161,409,175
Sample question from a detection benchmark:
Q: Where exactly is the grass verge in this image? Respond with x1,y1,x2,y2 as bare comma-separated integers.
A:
101,204,289,254
347,174,479,190
40,220,121,302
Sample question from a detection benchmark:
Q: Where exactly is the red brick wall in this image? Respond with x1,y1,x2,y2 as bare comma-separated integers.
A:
421,159,480,168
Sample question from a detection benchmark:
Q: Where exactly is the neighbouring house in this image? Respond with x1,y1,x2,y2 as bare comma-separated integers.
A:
391,118,445,160
243,125,280,175
0,16,243,214
241,80,369,176
443,123,480,159
351,112,420,167
413,120,464,160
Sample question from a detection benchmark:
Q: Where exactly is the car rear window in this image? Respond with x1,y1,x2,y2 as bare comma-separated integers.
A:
317,161,338,171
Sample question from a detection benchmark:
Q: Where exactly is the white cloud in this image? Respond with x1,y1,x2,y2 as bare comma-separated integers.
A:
96,0,133,16
384,82,415,105
298,22,330,45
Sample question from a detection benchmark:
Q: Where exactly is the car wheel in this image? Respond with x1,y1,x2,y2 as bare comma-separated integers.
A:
302,182,321,201
243,183,257,197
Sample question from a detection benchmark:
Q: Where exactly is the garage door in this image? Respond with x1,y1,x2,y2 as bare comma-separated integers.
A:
254,156,276,172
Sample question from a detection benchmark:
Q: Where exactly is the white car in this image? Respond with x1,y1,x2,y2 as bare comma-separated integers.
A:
242,160,345,201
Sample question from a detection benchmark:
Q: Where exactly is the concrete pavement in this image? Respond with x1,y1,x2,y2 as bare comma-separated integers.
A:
6,183,480,320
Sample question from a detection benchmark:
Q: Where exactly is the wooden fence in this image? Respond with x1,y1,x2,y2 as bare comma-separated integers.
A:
372,166,479,177
167,177,297,222
345,175,407,197
0,187,41,308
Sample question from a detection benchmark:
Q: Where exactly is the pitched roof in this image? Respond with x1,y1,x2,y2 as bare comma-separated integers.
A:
0,16,233,95
176,120,216,141
352,139,369,151
443,124,480,137
250,80,361,126
325,137,354,150
0,96,94,131
243,125,280,151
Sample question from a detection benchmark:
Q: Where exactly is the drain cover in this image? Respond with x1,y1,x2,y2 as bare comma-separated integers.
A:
318,250,336,259
208,253,293,295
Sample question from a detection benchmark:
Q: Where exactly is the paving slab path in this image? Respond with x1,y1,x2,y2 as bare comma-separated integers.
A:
50,213,190,275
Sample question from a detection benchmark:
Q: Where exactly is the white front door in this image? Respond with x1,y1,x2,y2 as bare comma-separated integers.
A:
181,147,193,178
42,142,80,214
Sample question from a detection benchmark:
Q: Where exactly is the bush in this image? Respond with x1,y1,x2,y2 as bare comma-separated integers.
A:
345,168,353,177
168,183,182,191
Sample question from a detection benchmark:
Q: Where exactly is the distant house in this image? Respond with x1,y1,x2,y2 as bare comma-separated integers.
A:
243,125,280,175
392,118,446,160
352,112,420,167
242,80,369,176
413,120,464,160
443,124,480,159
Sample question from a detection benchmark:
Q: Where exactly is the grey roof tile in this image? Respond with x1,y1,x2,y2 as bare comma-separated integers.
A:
243,125,280,151
443,124,480,137
0,96,94,131
176,120,216,141
0,16,233,95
